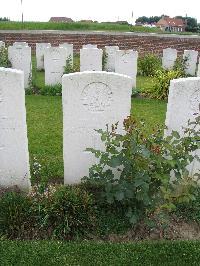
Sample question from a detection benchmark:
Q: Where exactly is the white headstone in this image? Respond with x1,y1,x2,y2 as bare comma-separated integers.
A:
115,50,138,87
59,43,73,64
0,41,5,48
44,47,66,85
197,62,200,77
36,43,51,70
8,45,32,88
104,46,119,72
165,77,200,177
0,67,31,191
62,71,133,184
162,48,177,70
13,42,28,47
80,48,103,71
82,44,97,49
183,50,198,76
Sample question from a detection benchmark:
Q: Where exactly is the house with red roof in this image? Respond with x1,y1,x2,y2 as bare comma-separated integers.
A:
156,16,186,32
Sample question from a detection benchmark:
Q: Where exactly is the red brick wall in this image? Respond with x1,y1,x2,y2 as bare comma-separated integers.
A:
0,31,200,56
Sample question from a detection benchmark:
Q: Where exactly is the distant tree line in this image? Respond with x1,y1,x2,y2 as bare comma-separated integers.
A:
135,15,200,32
135,16,162,24
0,17,10,21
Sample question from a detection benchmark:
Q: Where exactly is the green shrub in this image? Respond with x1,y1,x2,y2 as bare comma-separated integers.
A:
40,84,62,96
147,56,187,100
64,55,73,74
176,187,200,222
26,83,62,96
173,56,188,77
0,192,32,238
0,46,11,68
151,69,184,100
64,55,80,74
83,115,200,227
0,185,95,240
102,50,108,71
138,54,162,76
30,185,95,239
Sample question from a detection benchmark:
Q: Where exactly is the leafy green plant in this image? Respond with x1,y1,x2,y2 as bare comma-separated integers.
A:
147,55,188,100
173,56,188,77
64,55,80,74
102,50,108,71
64,55,73,74
30,156,49,188
40,84,62,96
0,192,32,238
132,88,140,97
0,46,11,67
83,115,200,227
26,82,62,96
30,185,95,239
138,54,162,76
176,187,200,222
0,185,95,240
151,69,184,100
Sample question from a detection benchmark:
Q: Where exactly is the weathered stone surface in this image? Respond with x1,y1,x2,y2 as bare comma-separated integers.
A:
183,50,198,76
104,46,119,72
82,44,97,49
115,50,138,87
0,67,31,191
162,48,177,70
36,43,51,70
8,45,32,88
44,47,66,85
197,63,200,77
80,48,103,71
165,77,200,177
0,41,5,48
59,43,73,65
62,71,133,184
13,42,28,47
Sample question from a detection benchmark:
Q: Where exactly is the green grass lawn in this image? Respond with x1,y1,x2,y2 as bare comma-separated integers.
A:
1,240,200,265
0,21,162,33
0,21,198,35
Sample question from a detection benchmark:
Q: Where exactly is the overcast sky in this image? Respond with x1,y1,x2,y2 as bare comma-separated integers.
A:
1,0,200,23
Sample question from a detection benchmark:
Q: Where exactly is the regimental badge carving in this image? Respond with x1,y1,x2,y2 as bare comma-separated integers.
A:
51,50,60,61
190,89,200,111
81,82,113,112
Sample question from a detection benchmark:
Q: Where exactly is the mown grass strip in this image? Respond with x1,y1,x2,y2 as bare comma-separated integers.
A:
0,240,200,265
0,21,162,33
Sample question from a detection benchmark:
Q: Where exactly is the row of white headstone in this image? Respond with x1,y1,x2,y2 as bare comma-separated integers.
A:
162,47,199,76
0,67,199,191
0,41,138,88
37,43,138,87
1,40,200,88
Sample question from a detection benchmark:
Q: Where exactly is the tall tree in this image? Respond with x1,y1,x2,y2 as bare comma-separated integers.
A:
175,16,198,32
0,17,9,21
